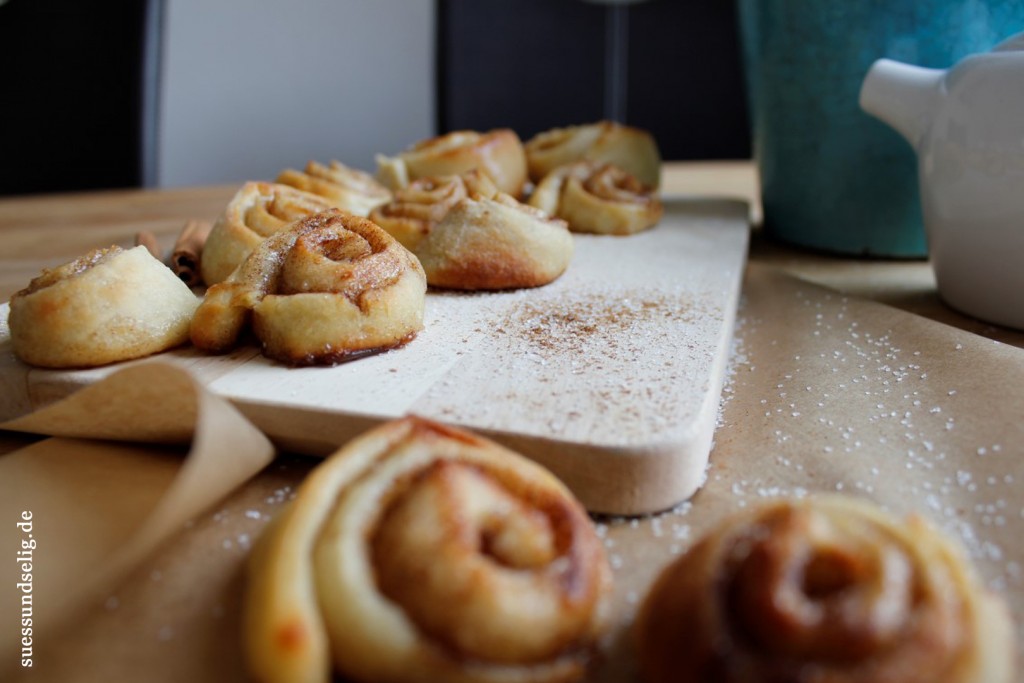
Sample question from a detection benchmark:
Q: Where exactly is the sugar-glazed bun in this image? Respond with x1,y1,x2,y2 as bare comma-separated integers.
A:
276,159,392,217
525,121,661,189
529,161,662,236
8,245,198,368
415,188,573,290
190,209,425,366
376,129,528,198
635,495,1016,683
199,181,336,286
244,415,613,683
368,170,497,252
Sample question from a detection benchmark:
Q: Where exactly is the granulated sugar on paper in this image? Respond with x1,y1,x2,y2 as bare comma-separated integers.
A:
705,287,1022,599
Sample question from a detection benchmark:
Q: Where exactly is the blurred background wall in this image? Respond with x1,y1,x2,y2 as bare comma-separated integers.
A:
0,0,748,195
157,0,434,187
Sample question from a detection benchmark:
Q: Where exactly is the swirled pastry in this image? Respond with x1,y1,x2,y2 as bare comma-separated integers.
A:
190,209,425,366
524,121,661,188
635,495,1015,683
199,181,336,286
368,170,497,252
416,189,573,290
245,415,612,683
529,161,662,236
376,129,528,198
276,159,392,217
8,245,199,368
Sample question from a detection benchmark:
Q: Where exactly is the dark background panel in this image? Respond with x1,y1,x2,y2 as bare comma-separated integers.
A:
437,0,751,160
627,0,750,160
0,0,148,195
437,0,606,139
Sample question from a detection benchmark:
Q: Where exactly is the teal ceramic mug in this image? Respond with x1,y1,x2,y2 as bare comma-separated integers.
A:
736,1,1024,257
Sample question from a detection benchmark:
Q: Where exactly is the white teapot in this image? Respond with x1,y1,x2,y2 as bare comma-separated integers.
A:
860,33,1024,330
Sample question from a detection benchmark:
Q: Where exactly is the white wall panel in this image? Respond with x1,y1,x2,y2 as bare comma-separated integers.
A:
156,0,435,187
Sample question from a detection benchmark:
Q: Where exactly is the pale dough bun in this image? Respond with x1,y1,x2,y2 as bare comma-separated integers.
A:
376,129,528,198
199,181,336,287
635,495,1016,683
276,159,392,216
190,209,425,366
8,245,199,368
368,170,497,252
525,120,661,188
529,161,662,236
415,191,573,290
244,415,613,683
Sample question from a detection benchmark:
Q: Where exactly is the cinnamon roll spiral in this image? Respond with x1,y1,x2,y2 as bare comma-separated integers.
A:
529,161,662,236
190,209,425,366
199,181,336,286
276,159,392,217
368,170,497,252
244,416,613,683
416,190,573,290
635,496,1015,683
524,121,661,189
8,245,199,368
376,128,528,198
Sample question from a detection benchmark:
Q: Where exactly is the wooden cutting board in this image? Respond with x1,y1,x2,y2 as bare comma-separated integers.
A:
0,198,749,514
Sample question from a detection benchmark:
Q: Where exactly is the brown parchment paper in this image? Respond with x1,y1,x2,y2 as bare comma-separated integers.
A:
0,363,275,678
2,265,1023,682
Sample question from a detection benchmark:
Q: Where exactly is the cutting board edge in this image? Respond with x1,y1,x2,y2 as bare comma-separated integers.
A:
234,396,719,516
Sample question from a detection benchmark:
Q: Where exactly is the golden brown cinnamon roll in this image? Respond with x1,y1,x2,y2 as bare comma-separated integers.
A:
524,121,661,189
245,416,612,683
199,181,336,286
635,495,1015,683
416,190,573,290
7,245,199,368
376,128,528,198
529,161,662,236
190,209,425,366
368,170,497,252
276,159,392,217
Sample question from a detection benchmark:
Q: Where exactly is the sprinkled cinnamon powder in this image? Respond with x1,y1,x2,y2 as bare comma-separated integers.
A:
418,284,730,446
510,290,700,358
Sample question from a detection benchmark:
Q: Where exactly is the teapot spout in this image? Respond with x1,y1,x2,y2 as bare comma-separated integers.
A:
859,59,944,151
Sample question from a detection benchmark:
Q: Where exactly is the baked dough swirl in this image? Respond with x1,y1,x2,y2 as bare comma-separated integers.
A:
524,121,661,189
416,189,573,290
276,159,392,217
635,496,1015,683
199,181,336,286
244,416,613,683
529,161,662,236
7,245,199,368
368,170,497,252
190,209,425,366
376,129,528,198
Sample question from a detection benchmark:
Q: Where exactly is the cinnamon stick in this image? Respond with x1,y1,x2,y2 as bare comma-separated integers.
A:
134,231,163,261
172,219,212,287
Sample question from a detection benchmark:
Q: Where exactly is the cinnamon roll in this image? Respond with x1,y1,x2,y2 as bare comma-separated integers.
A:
190,209,425,366
416,190,573,290
635,495,1015,683
7,245,199,368
244,416,612,683
524,121,661,189
529,161,662,236
276,159,392,217
199,181,336,286
376,128,528,198
368,170,497,252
